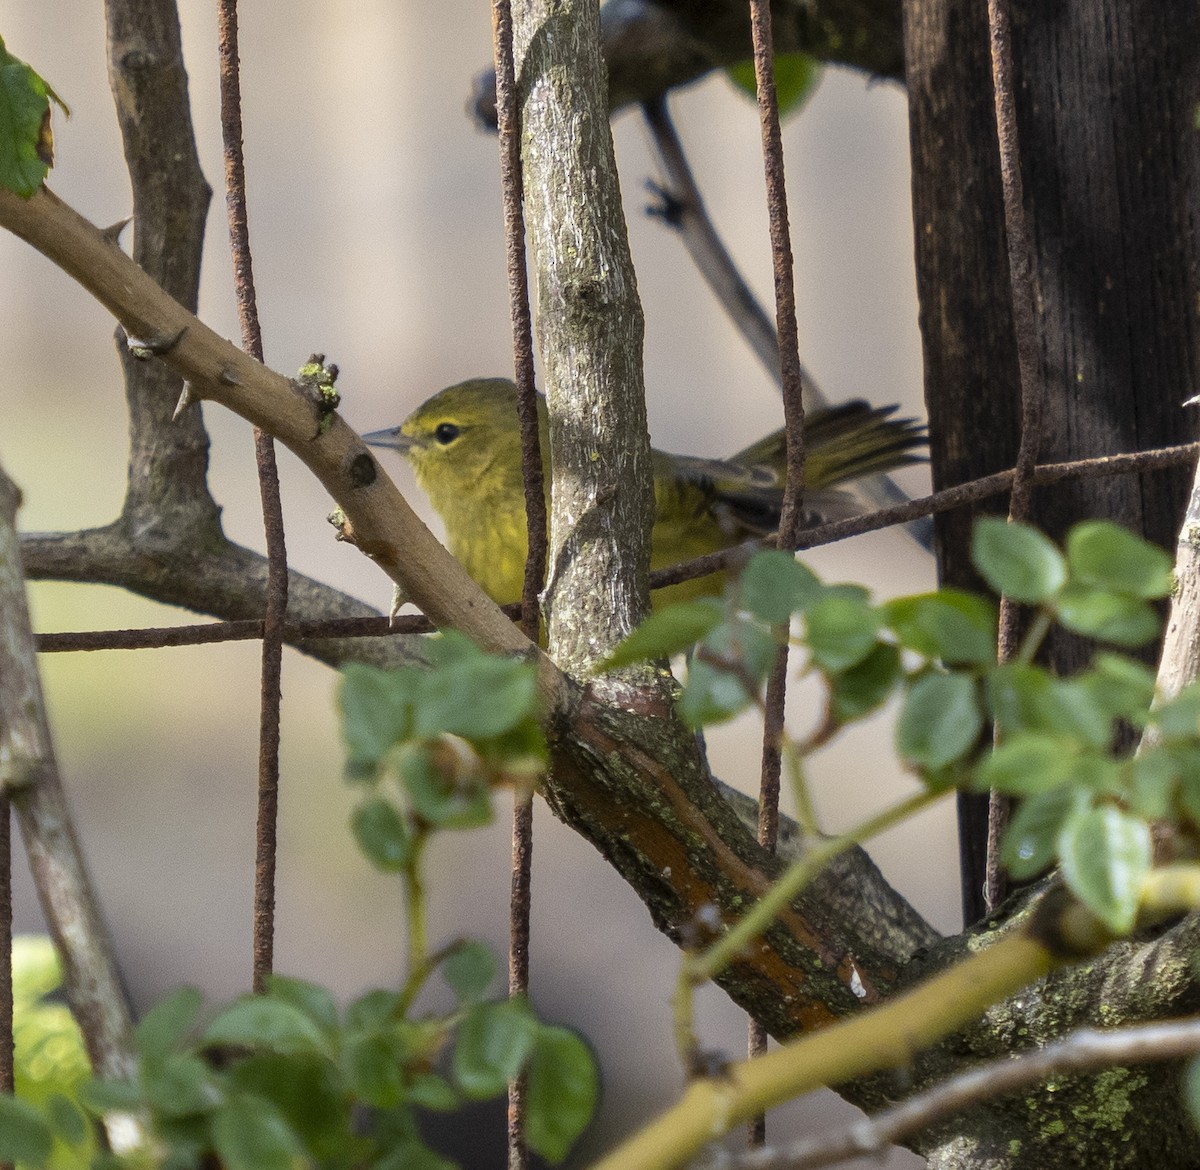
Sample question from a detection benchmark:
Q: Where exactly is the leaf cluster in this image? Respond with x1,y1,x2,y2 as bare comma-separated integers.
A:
2,633,593,1168
1,969,595,1169
340,630,547,867
606,519,1186,934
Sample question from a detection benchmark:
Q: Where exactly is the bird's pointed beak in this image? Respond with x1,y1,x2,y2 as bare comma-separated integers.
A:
362,425,413,453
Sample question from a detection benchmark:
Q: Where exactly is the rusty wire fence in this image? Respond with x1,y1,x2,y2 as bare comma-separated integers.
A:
2,0,1199,1168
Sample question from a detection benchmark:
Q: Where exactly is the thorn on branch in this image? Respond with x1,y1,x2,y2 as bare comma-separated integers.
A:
101,217,131,245
172,382,197,421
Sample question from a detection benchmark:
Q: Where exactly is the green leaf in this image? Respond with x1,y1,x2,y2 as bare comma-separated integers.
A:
738,551,823,624
78,1077,143,1114
373,1139,457,1170
45,1091,87,1147
1077,654,1157,723
1058,805,1152,934
1175,751,1200,829
1055,585,1161,646
352,797,415,871
340,664,416,777
1001,785,1089,880
211,1094,304,1170
415,631,538,740
599,599,725,670
398,743,493,830
678,657,754,727
1155,684,1200,740
343,1029,406,1109
1066,520,1174,598
830,642,903,723
345,989,400,1032
804,594,882,673
0,38,56,198
407,1073,459,1112
11,936,64,1005
985,664,1113,748
971,518,1067,603
525,1025,599,1164
1183,1054,1200,1133
442,941,497,1004
1066,753,1123,797
896,672,983,770
228,1053,349,1159
264,976,339,1037
678,619,779,727
882,590,997,665
1128,749,1178,820
727,52,822,119
142,1052,222,1117
202,997,331,1058
0,1094,53,1165
452,999,538,1100
136,987,204,1065
156,1114,212,1170
975,733,1078,796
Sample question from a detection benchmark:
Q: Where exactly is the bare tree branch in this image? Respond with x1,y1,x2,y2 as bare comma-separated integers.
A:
0,468,136,1090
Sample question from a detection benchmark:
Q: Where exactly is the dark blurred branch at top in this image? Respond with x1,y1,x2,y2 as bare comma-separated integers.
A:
470,0,903,128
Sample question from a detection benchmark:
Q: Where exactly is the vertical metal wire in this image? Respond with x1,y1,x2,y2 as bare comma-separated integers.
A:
216,0,288,994
746,0,807,1145
491,1,544,1165
985,0,1045,913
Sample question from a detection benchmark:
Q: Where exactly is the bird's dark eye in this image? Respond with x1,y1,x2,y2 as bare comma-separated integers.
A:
433,422,460,445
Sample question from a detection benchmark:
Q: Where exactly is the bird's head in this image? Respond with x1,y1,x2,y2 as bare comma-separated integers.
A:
364,378,546,510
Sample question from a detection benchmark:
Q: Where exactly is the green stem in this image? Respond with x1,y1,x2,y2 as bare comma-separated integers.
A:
781,736,819,837
1015,608,1053,665
670,962,697,1071
692,786,947,982
398,833,429,1007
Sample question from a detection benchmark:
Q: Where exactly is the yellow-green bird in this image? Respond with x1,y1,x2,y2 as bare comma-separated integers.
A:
364,378,924,608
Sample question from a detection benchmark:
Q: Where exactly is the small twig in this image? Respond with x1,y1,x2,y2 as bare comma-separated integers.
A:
710,1016,1200,1170
641,97,803,402
217,0,287,995
36,614,431,653
985,0,1046,914
0,469,138,1099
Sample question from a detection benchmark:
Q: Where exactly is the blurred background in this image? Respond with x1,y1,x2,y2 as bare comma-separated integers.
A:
0,3,951,1165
